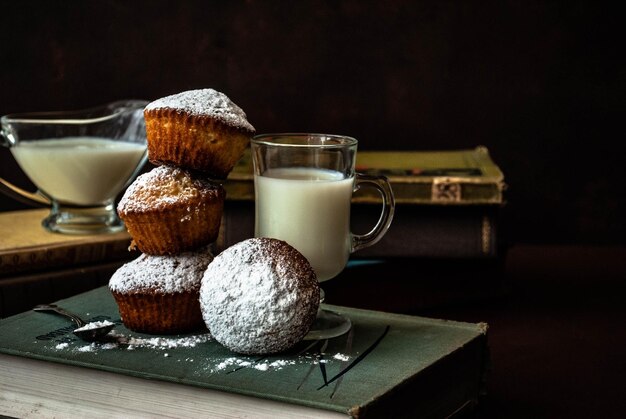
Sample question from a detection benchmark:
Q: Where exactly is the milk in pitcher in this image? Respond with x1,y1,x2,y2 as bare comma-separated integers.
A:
11,137,146,206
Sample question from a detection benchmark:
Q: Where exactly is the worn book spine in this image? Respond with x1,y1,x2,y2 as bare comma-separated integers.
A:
0,209,135,277
0,355,345,419
0,261,124,318
220,147,506,258
0,239,134,277
224,146,506,206
217,201,502,259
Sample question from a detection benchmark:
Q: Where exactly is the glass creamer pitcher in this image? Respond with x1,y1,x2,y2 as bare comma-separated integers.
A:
0,100,148,234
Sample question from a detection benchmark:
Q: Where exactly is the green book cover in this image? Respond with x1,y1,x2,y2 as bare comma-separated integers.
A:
0,287,489,418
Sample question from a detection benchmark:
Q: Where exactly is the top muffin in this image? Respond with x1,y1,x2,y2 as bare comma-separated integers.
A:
144,88,255,179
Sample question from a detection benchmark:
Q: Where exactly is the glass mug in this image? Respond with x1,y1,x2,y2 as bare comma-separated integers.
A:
251,133,395,338
0,100,149,234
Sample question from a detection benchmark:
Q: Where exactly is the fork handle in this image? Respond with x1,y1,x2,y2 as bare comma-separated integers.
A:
33,304,87,328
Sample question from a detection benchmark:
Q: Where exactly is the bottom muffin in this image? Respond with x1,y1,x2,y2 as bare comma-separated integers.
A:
109,248,213,334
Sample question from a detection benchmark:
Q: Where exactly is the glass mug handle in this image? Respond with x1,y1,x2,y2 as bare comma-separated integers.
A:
351,173,395,252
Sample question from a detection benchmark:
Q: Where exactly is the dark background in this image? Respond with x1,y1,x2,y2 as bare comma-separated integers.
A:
0,0,623,245
0,3,624,418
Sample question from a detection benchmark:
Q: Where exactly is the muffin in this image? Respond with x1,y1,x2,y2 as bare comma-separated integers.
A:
117,165,225,255
200,238,320,355
109,249,214,334
143,88,255,179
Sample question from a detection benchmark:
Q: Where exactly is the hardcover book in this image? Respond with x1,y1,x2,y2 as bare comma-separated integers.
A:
0,208,134,277
0,209,137,317
219,146,506,258
225,146,506,205
0,286,489,418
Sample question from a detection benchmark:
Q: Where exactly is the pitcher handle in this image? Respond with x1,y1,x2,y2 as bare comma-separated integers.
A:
0,177,50,207
0,130,50,207
350,173,395,253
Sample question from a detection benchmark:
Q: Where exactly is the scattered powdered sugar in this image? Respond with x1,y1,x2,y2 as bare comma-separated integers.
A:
145,88,255,132
74,320,114,332
63,333,213,353
109,248,213,293
48,330,353,375
122,334,212,350
78,342,119,352
201,352,352,374
333,353,350,362
209,357,299,373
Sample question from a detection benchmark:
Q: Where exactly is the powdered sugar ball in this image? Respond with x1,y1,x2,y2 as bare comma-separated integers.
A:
200,238,319,355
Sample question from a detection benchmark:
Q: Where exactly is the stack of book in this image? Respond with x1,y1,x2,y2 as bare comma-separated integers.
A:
0,153,499,415
0,209,137,318
0,147,507,317
0,286,490,418
220,146,506,259
220,146,508,312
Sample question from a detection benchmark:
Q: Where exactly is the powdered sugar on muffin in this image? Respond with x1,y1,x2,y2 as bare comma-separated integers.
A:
116,165,225,255
200,238,319,355
109,248,214,334
143,88,255,178
110,248,214,294
145,88,255,133
118,165,220,213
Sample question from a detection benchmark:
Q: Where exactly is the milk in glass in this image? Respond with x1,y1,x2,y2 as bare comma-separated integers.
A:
255,167,354,281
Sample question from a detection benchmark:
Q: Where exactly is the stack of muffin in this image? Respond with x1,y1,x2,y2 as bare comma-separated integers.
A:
108,88,255,334
108,88,321,355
